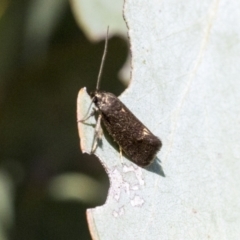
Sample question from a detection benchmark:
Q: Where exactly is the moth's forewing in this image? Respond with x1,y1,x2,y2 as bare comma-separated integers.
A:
94,91,162,166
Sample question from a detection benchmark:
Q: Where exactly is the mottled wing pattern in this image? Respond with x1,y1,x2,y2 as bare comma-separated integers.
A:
96,92,162,166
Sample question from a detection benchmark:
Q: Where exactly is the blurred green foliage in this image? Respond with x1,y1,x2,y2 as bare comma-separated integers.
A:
0,0,127,239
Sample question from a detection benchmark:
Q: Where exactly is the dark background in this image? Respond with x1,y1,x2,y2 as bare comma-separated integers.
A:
0,1,128,239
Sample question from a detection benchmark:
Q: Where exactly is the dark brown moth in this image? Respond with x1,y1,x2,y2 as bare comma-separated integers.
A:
79,27,162,167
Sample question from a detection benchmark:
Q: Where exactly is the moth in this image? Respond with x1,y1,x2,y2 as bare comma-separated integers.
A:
79,27,162,167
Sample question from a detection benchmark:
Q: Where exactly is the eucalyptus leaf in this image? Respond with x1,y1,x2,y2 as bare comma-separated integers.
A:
77,0,240,239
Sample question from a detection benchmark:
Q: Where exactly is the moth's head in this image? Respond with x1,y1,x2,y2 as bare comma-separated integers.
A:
90,90,105,108
90,90,116,110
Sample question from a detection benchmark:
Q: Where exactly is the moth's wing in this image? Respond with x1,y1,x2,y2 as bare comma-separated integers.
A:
98,95,162,166
126,133,162,166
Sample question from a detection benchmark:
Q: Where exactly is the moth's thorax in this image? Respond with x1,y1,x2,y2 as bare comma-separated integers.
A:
91,90,119,111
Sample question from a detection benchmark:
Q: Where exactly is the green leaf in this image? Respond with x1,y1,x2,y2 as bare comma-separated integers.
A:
70,0,126,41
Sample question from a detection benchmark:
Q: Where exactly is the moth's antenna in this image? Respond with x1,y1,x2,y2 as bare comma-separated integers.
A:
96,26,109,90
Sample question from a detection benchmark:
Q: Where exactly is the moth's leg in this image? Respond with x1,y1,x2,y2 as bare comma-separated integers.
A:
91,114,103,153
119,146,123,163
78,109,96,123
78,99,95,122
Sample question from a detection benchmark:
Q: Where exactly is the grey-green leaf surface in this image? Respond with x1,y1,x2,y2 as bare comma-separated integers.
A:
70,0,127,41
77,0,240,239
